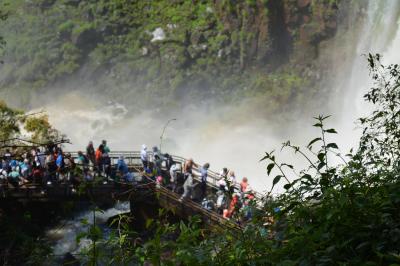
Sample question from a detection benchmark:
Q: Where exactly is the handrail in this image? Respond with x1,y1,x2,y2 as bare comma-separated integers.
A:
137,175,241,231
67,150,264,200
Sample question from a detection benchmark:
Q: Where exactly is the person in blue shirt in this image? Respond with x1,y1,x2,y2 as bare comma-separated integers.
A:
117,156,129,175
56,152,64,181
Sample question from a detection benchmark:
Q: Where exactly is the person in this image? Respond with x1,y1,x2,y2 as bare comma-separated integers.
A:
154,154,163,177
199,163,210,200
144,162,157,181
164,153,174,171
117,156,129,175
169,163,180,192
180,173,194,201
102,140,110,154
218,167,228,191
240,177,248,193
77,151,89,170
8,167,22,187
64,153,75,181
140,144,148,169
201,197,214,211
217,177,227,192
225,193,240,219
83,168,94,181
45,152,56,184
95,144,104,175
86,141,96,165
219,167,228,179
227,170,236,194
56,151,65,181
20,159,31,181
102,152,111,180
216,190,226,214
152,146,161,159
36,148,46,168
32,165,44,185
183,158,197,176
4,149,12,162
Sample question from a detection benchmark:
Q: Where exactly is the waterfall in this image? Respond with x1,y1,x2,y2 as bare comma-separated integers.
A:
330,0,400,152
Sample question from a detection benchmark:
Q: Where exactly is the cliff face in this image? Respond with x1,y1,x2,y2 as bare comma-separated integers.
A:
0,0,341,113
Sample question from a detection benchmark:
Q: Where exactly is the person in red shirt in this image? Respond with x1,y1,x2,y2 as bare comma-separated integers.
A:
95,144,104,175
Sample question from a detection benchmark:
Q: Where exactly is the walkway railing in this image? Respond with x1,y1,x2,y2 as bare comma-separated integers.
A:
68,151,264,200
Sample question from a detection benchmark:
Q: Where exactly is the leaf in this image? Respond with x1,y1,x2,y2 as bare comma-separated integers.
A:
307,137,322,148
302,174,313,182
326,143,338,149
272,175,282,187
145,218,154,229
282,163,294,169
318,162,325,170
284,183,292,190
313,123,323,128
76,232,87,244
267,163,275,176
321,115,332,121
318,153,325,162
324,128,338,134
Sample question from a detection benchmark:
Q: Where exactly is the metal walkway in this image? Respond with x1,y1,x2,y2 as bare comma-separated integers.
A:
1,151,261,229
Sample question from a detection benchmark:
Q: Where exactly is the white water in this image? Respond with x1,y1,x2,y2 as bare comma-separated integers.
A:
330,0,400,153
44,201,130,262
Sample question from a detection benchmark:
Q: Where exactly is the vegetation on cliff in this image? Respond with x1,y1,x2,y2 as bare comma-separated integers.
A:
0,0,341,113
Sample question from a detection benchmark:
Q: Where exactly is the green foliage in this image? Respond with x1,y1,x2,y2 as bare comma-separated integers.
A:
0,100,23,139
24,114,62,143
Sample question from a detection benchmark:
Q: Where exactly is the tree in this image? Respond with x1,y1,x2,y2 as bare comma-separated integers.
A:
0,101,68,153
0,100,24,140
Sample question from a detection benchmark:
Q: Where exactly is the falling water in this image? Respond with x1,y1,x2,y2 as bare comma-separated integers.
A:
331,0,400,152
44,201,130,264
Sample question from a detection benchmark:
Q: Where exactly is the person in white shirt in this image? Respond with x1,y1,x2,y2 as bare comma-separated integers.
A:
140,144,148,169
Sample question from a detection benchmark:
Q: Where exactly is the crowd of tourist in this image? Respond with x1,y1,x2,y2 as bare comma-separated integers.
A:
0,141,256,221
